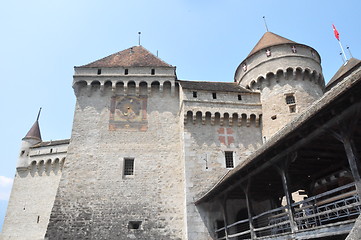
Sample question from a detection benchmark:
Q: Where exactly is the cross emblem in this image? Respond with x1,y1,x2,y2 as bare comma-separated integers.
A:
291,46,297,53
266,49,271,57
217,127,234,146
242,64,247,72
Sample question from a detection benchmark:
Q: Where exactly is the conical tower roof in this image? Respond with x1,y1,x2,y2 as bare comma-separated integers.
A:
79,46,173,68
23,120,42,141
247,32,296,57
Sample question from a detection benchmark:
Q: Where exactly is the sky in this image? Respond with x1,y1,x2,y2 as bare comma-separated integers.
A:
1,0,361,232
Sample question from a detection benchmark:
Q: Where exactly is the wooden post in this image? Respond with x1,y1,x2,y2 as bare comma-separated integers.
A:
219,196,229,240
243,181,256,239
330,115,361,197
279,168,298,233
343,137,361,197
276,158,298,234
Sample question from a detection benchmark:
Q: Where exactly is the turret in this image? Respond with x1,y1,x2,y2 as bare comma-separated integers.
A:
235,32,325,140
17,111,42,169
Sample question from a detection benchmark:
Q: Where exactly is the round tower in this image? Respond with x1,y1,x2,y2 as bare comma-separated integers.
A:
17,115,42,169
235,32,325,140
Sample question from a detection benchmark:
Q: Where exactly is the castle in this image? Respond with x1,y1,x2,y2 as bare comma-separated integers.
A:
1,31,361,240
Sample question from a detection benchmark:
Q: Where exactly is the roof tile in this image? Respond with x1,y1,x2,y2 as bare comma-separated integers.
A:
79,46,173,68
178,80,251,93
248,32,296,57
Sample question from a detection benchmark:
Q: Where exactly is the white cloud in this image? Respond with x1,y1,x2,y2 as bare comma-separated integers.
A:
0,176,13,201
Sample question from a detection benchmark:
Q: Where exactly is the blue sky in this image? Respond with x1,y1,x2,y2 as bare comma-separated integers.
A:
1,0,361,231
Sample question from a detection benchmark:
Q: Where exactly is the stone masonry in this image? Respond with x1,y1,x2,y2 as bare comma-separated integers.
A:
1,32,327,239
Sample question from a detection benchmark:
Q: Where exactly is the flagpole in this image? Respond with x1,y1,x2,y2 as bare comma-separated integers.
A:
338,40,348,62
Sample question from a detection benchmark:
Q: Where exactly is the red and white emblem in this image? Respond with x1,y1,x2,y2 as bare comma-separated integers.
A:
217,127,234,146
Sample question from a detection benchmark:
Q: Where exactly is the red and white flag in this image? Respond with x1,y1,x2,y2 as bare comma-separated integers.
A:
332,24,340,41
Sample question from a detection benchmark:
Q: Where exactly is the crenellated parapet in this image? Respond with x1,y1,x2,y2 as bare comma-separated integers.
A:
184,110,261,127
245,67,324,91
22,157,66,176
72,78,179,97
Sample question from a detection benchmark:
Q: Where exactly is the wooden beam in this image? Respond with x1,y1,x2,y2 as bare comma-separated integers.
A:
220,196,229,240
242,180,256,239
330,110,361,197
277,163,298,233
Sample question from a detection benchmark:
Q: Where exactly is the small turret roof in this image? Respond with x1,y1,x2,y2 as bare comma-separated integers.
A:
23,120,42,142
78,46,173,68
247,32,296,57
326,58,361,91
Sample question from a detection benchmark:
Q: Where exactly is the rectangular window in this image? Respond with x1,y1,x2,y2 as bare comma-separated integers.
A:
124,158,134,176
193,91,197,98
225,151,234,168
238,94,242,100
125,69,129,75
97,69,101,75
212,92,217,99
285,95,295,104
128,221,142,230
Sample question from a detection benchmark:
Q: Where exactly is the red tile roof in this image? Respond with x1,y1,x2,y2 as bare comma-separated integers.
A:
248,32,296,57
79,46,173,68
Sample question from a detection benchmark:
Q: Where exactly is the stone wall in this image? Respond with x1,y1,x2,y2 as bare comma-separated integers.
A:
1,143,67,240
45,80,186,239
181,88,263,239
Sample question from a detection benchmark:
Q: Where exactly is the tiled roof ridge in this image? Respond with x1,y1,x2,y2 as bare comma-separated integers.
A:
78,45,173,68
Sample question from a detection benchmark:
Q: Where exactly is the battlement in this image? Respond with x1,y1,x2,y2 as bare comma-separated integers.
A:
19,157,65,176
73,78,180,97
246,66,324,91
184,110,261,127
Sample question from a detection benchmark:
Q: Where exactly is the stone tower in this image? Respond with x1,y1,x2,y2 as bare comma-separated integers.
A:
45,46,186,239
1,116,68,240
235,32,325,140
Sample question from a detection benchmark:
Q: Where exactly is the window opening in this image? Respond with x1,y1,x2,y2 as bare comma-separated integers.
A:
128,221,142,230
266,49,271,57
238,94,242,100
50,148,53,153
212,93,217,99
125,69,128,75
289,105,296,113
225,151,234,168
193,91,197,98
20,150,25,156
97,69,101,75
124,158,134,176
37,216,40,223
151,69,155,75
285,95,295,104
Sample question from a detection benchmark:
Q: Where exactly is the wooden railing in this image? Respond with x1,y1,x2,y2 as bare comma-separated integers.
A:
215,183,360,239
